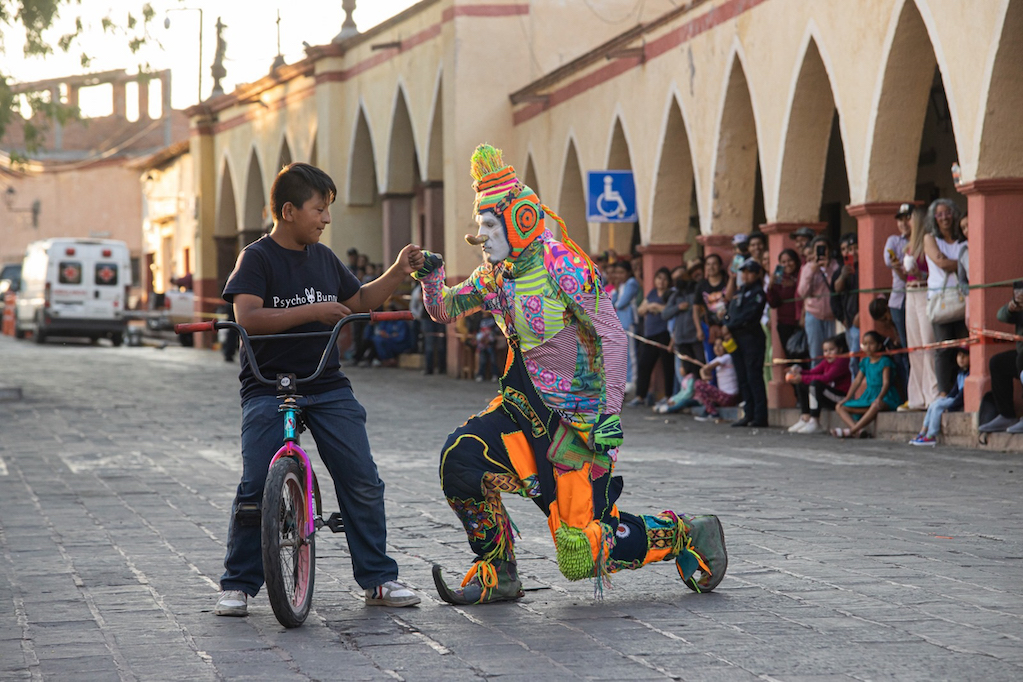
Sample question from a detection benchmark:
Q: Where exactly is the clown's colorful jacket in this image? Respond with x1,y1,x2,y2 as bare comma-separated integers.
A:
416,231,627,447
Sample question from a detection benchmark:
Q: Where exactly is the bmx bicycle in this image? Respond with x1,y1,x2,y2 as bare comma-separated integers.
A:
176,310,413,628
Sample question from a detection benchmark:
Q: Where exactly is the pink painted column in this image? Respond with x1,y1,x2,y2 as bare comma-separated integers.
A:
959,179,1023,412
696,234,732,264
846,203,902,337
637,243,689,292
760,222,825,408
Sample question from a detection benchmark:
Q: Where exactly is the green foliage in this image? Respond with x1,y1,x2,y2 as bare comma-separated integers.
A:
0,0,155,148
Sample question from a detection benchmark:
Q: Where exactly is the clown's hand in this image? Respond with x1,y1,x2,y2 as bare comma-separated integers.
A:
588,413,623,454
412,250,444,280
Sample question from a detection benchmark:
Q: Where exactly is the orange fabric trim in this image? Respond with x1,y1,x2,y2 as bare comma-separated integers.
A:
553,465,596,528
500,430,537,483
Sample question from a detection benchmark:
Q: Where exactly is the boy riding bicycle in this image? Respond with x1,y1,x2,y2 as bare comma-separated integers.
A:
216,162,424,616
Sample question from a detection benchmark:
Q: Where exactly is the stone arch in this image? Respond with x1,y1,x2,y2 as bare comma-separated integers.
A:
424,74,444,182
650,95,697,244
523,154,540,197
864,0,958,202
346,102,384,260
776,38,844,222
215,159,238,238
215,159,240,291
976,0,1023,178
277,136,292,172
601,116,639,255
242,148,268,244
556,137,586,245
710,55,764,236
384,84,419,194
348,105,378,206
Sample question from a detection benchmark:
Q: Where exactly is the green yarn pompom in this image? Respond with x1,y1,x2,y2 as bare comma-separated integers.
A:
555,524,594,581
470,143,506,181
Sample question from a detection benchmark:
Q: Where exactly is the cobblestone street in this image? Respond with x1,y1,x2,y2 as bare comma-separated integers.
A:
1,335,1021,681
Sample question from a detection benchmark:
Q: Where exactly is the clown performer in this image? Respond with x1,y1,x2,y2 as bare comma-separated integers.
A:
414,144,728,605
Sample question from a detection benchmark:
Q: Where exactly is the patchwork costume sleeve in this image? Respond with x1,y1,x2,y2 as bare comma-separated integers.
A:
414,262,493,324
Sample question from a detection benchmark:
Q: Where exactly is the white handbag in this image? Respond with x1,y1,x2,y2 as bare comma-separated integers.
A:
926,271,966,324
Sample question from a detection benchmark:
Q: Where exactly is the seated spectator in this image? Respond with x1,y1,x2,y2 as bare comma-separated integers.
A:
832,331,902,438
786,334,851,435
867,297,909,404
692,338,740,422
910,347,969,446
358,302,415,367
475,316,497,382
979,283,1023,433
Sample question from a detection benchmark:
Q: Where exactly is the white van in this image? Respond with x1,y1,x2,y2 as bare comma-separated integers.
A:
15,238,132,345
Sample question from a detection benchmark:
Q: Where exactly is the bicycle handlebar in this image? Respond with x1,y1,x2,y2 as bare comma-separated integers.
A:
174,310,414,388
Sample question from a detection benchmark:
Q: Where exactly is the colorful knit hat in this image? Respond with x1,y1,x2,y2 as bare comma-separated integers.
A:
470,144,596,282
470,144,544,260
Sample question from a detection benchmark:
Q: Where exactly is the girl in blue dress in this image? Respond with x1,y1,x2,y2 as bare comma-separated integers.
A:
833,331,901,438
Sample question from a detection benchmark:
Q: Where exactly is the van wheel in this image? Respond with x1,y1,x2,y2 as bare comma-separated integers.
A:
180,333,194,347
14,323,26,339
33,329,46,344
111,333,124,347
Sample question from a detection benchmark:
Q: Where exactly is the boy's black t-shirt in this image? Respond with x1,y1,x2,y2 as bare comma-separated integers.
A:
223,236,362,402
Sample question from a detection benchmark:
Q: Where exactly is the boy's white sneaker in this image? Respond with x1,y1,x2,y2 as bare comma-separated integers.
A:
365,580,421,607
215,590,248,617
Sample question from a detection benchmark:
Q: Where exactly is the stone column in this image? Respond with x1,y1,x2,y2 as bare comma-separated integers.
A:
760,222,825,408
959,179,1023,412
637,243,689,292
191,122,219,349
846,203,902,336
422,182,444,253
381,194,414,263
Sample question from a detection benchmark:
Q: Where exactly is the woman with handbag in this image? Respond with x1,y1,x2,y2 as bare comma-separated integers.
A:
923,198,968,395
901,207,939,409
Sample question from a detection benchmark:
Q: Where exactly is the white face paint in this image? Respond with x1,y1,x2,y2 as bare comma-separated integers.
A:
475,211,511,264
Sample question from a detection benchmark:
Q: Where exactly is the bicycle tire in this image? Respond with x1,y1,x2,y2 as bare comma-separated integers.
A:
262,457,315,628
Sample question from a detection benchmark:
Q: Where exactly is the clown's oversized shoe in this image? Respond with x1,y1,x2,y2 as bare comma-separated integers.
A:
433,560,524,605
676,515,727,593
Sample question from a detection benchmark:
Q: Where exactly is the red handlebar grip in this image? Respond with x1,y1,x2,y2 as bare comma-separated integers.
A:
175,321,215,334
370,311,414,322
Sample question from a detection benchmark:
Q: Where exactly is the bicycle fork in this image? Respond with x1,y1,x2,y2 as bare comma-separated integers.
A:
268,402,317,539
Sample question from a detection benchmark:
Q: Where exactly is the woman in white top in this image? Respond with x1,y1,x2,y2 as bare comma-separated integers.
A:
902,208,940,409
923,198,968,395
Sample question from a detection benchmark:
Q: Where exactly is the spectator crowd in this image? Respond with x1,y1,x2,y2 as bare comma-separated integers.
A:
608,198,1023,446
343,202,1023,449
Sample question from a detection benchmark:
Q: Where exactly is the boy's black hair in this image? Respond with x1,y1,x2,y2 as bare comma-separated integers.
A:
840,232,858,246
825,333,849,354
868,296,889,321
956,346,970,356
616,259,633,274
748,232,767,247
271,163,337,221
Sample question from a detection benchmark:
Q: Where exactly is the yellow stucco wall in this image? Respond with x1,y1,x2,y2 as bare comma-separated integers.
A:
191,0,1021,279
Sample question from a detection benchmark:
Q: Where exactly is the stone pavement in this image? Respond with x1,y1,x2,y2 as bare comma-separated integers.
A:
1,334,1021,681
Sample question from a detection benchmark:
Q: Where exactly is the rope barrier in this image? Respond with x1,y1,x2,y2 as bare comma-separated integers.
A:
774,275,1020,304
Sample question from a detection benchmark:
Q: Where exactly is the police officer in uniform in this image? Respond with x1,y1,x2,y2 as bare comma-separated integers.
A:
724,258,769,427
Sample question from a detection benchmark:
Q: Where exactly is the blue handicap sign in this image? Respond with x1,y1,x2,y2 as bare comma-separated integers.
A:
586,170,637,223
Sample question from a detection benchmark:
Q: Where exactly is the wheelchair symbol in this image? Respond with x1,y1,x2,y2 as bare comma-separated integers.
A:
595,175,628,219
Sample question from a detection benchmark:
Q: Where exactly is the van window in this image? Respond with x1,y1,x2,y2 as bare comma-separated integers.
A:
95,262,119,286
59,261,83,284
